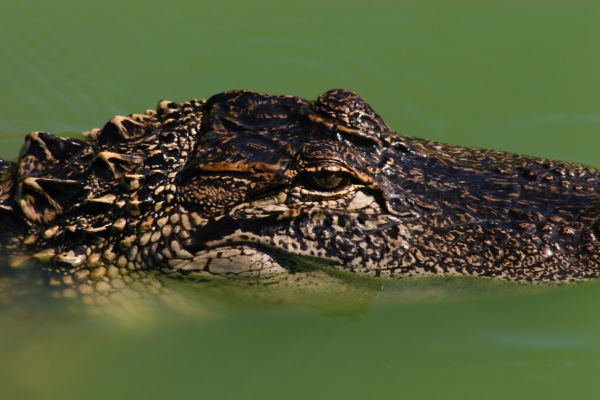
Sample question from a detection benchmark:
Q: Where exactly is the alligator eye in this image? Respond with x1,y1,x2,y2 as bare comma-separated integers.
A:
304,170,352,191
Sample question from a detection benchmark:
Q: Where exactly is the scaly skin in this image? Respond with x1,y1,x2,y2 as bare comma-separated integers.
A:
0,89,598,302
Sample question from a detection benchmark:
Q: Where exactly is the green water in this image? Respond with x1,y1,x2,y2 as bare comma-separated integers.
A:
0,0,599,399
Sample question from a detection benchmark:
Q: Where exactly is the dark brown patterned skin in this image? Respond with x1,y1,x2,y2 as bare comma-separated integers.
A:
0,89,598,301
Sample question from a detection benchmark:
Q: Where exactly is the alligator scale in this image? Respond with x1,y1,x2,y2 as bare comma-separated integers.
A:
0,89,599,299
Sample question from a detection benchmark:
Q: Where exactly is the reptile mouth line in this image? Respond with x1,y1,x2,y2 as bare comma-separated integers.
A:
173,241,339,277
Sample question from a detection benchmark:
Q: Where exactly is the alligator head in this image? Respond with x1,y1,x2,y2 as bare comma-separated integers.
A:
169,90,599,282
1,89,599,296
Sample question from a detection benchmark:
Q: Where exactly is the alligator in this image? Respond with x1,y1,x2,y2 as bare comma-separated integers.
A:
0,89,598,302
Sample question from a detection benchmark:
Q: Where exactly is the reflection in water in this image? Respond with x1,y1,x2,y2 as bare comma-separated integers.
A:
0,257,542,325
0,245,595,400
0,268,594,400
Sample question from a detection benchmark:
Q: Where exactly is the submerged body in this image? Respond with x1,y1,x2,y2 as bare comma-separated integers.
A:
0,89,598,300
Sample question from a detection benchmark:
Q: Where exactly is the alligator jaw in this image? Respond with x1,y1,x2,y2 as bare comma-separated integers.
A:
172,245,287,276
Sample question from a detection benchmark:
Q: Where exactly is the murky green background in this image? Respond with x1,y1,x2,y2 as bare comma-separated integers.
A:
0,1,599,399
